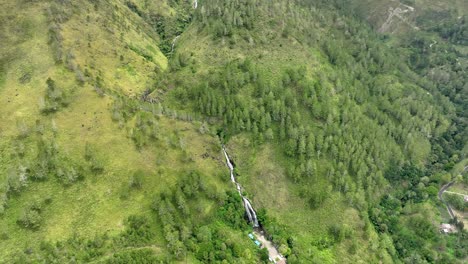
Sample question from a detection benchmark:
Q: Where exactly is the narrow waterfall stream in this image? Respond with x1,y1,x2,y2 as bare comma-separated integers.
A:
222,147,286,263
170,35,180,54
223,147,259,227
170,0,197,55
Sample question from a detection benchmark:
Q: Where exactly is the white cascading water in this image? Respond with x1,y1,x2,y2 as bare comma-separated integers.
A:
223,149,236,183
223,147,259,227
243,197,259,227
171,35,180,54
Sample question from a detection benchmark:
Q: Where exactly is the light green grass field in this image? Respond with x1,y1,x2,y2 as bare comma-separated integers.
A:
0,0,233,261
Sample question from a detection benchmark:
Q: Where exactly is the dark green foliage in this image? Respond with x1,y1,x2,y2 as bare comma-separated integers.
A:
449,232,468,259
398,12,467,169
17,201,43,230
151,172,263,262
117,215,154,247
141,1,193,56
328,224,345,243
131,112,159,149
186,47,446,207
408,216,436,240
125,1,143,18
0,192,7,215
369,164,463,262
196,0,257,38
256,208,292,252
37,234,108,262
46,10,64,63
20,215,161,262
217,191,248,230
306,186,330,210
313,237,334,251
127,44,154,62
130,170,144,189
0,56,7,87
41,78,69,114
445,193,467,212
55,163,82,186
260,247,269,262
110,96,140,125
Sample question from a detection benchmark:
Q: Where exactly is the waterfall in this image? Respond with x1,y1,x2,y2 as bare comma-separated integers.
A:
243,197,259,227
223,149,236,183
171,35,180,54
223,147,259,227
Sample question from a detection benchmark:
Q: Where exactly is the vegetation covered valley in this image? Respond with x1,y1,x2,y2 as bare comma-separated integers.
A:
0,0,466,263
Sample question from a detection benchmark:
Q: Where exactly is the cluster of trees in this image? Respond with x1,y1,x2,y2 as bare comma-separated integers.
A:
11,214,168,262
24,135,90,187
110,92,201,150
161,0,465,262
370,165,466,263
40,78,69,114
17,200,45,230
185,52,441,208
47,0,88,85
401,26,467,170
130,112,159,149
0,120,104,223
117,215,154,247
417,10,468,46
111,96,138,125
152,172,265,263
195,0,258,38
46,0,71,64
107,249,167,264
444,193,468,212
46,0,86,85
256,208,294,257
189,0,450,190
124,0,193,55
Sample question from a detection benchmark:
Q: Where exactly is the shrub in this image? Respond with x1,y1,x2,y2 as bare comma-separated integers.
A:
107,249,164,264
0,192,7,215
130,170,144,189
17,203,42,230
40,78,69,114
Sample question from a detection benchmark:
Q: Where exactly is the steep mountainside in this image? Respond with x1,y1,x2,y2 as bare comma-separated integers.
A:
0,0,466,263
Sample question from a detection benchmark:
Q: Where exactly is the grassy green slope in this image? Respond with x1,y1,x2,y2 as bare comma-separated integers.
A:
0,0,256,263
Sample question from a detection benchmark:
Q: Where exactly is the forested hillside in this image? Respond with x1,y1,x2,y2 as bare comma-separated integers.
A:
0,0,466,263
346,0,467,161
